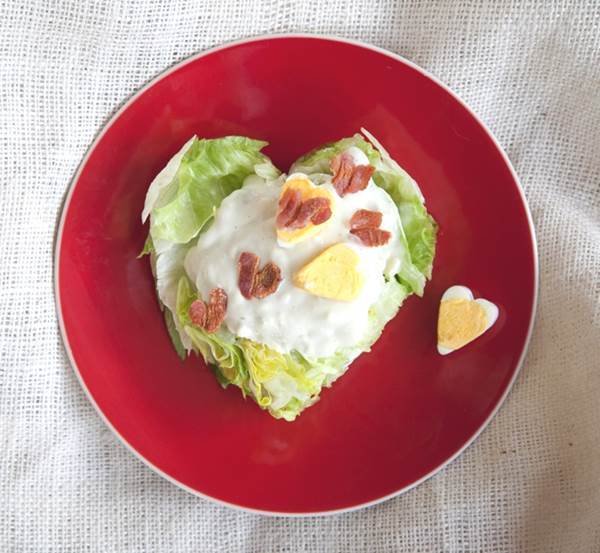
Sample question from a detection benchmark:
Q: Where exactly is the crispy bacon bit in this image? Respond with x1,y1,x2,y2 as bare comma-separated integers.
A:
252,262,282,298
238,251,260,299
189,299,207,328
350,227,392,247
205,288,228,332
311,205,332,225
350,209,383,230
277,190,332,231
189,288,228,333
238,252,282,300
331,153,355,196
276,188,302,228
345,164,375,194
330,153,374,196
288,196,331,229
305,197,331,224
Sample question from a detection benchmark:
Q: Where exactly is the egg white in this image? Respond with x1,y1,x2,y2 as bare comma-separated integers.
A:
184,151,404,359
437,285,498,355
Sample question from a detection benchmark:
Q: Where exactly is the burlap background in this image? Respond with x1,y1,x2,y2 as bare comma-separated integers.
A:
1,1,599,551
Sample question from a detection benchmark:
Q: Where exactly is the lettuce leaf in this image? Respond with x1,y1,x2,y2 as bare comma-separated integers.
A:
137,235,154,258
361,129,437,280
147,136,280,244
151,237,196,351
142,137,196,223
163,308,186,360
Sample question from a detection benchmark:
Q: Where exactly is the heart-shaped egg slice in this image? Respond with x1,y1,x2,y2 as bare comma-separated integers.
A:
276,174,335,246
437,285,498,355
293,243,364,301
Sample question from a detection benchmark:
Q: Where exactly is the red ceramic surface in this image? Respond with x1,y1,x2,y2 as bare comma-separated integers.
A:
56,35,537,515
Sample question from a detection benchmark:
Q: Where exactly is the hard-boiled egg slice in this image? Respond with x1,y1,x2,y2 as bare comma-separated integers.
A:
293,243,364,302
437,285,498,355
277,173,335,247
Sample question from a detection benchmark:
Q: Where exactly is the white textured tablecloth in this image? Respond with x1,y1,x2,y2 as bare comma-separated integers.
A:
2,1,599,551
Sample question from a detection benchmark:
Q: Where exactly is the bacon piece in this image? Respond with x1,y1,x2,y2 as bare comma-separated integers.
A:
238,252,282,300
189,288,228,333
189,299,207,328
345,164,375,194
311,205,332,225
330,153,355,196
252,262,282,299
330,153,374,196
276,188,302,229
205,288,228,332
238,251,260,299
287,196,331,229
350,209,383,230
305,197,332,225
350,227,391,247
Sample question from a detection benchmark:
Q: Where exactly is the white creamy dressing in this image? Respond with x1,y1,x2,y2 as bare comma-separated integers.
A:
184,148,403,359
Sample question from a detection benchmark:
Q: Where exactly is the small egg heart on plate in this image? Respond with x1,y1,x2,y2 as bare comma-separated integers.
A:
437,285,499,355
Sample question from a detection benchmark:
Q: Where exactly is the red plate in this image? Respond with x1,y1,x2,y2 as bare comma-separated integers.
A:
55,35,538,515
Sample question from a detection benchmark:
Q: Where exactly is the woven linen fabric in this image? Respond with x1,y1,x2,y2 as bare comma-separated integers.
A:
1,0,599,551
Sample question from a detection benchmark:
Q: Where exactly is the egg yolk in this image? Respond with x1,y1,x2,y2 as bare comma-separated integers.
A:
437,299,488,350
293,243,364,301
277,176,334,245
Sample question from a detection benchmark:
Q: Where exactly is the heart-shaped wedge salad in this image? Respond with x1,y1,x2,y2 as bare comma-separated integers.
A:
141,130,438,420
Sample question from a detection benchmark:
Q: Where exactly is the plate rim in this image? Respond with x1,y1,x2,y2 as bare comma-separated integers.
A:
53,32,540,517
